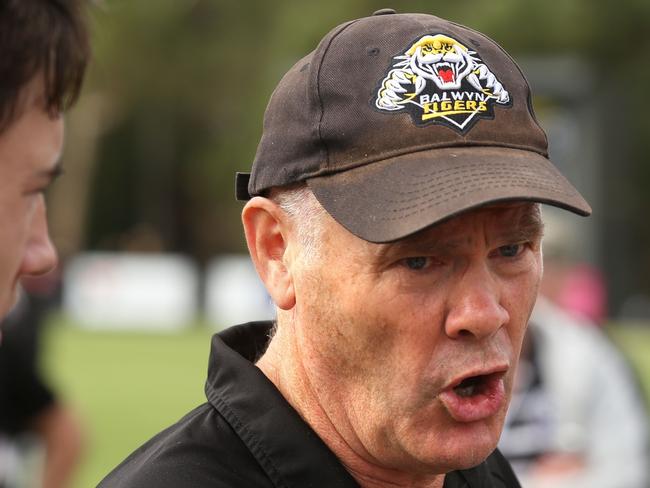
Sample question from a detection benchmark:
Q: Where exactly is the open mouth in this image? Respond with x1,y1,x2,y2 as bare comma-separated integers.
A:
439,370,507,422
451,371,505,397
435,62,455,84
453,375,486,397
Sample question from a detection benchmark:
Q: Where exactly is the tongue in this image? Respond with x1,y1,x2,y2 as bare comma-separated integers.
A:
438,67,454,83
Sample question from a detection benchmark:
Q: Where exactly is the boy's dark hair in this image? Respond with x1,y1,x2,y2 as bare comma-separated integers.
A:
0,0,90,133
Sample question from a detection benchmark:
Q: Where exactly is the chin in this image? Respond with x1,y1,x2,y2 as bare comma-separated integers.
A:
455,443,496,469
403,438,496,477
430,441,497,474
422,416,504,472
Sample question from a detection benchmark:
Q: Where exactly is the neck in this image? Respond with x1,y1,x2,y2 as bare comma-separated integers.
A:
256,318,446,488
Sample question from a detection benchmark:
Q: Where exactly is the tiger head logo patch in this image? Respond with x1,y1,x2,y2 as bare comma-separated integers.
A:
375,34,511,132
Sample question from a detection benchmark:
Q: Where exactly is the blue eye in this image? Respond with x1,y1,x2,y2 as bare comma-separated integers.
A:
404,257,428,270
499,244,521,257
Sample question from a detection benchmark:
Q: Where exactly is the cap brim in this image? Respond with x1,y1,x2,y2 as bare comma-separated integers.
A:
307,146,591,243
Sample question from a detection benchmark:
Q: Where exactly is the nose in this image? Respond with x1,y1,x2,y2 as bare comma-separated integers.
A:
19,198,58,277
444,263,509,340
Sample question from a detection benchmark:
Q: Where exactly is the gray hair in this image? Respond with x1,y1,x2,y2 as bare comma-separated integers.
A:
270,184,327,262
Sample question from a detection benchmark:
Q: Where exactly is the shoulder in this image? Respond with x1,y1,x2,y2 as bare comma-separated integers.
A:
97,402,273,488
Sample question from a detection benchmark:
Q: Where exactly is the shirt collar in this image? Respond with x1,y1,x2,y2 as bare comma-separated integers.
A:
205,321,360,487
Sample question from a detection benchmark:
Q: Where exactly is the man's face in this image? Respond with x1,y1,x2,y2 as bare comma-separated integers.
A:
0,81,61,319
290,202,543,475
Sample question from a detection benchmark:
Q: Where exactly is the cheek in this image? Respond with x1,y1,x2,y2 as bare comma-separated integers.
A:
520,260,543,314
297,269,401,376
503,268,542,348
0,214,29,315
0,201,33,263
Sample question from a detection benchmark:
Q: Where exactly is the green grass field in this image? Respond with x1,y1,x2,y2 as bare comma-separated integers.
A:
42,319,216,487
40,318,650,488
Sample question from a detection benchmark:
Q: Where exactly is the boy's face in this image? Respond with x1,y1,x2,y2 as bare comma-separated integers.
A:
0,79,61,319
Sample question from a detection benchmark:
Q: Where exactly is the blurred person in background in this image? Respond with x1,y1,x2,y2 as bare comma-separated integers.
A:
499,212,649,488
99,10,592,488
537,210,608,325
0,0,90,487
0,276,84,488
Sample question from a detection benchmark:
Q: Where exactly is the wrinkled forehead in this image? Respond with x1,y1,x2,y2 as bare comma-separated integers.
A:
373,201,543,252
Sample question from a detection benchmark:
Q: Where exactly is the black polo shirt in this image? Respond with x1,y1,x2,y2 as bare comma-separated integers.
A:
0,297,55,437
98,322,521,487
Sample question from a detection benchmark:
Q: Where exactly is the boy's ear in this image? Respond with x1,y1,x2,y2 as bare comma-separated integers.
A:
242,197,296,310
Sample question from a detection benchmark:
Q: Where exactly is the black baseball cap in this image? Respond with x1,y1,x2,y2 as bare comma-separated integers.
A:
236,9,591,243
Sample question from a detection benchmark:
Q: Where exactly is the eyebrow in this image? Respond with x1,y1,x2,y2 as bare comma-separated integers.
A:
375,204,545,259
374,231,464,261
511,205,545,243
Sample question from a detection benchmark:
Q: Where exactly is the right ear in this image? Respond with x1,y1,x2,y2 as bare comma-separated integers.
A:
242,197,296,310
